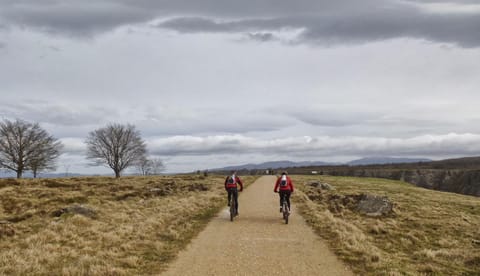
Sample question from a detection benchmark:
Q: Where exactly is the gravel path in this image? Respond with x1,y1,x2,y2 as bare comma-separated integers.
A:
162,176,353,276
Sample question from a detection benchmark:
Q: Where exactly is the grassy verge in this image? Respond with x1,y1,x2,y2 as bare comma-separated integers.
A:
293,175,480,275
0,174,258,275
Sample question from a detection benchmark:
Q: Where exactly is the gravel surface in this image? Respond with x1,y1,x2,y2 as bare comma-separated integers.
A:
162,176,353,276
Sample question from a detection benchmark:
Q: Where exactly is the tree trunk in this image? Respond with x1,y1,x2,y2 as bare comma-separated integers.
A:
115,169,121,178
33,170,37,178
16,170,22,179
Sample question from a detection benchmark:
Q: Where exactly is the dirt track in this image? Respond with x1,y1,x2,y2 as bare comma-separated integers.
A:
162,176,353,275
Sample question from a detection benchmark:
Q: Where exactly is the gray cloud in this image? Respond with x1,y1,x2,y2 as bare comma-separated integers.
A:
299,11,480,47
0,101,117,127
158,17,244,33
0,1,155,37
135,106,294,136
288,108,381,127
246,32,276,42
1,1,479,46
158,10,480,47
147,133,480,158
0,41,5,49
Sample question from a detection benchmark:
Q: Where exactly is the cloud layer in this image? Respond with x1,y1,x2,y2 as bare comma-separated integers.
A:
2,1,480,173
1,1,480,47
147,133,480,158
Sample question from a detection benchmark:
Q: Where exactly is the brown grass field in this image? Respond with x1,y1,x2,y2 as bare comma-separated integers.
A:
293,175,480,275
0,174,257,275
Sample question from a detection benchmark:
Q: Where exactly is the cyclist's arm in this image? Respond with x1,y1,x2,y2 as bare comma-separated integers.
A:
237,177,243,191
274,179,280,192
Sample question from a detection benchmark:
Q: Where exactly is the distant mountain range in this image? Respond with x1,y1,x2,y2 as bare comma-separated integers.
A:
346,157,432,166
0,171,86,178
213,160,335,171
0,157,433,178
212,157,432,171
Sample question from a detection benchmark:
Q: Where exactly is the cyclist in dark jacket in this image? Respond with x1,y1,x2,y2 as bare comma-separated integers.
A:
225,171,243,216
274,172,294,213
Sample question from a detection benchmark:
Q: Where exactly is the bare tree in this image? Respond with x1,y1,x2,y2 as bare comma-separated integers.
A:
0,119,63,178
85,123,147,178
151,158,165,175
136,157,153,176
135,157,165,176
29,135,62,178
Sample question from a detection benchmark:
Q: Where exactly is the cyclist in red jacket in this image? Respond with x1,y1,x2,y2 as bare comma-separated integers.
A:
225,170,243,216
274,171,294,213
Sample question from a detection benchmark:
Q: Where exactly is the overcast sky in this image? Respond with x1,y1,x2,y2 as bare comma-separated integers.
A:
1,0,480,174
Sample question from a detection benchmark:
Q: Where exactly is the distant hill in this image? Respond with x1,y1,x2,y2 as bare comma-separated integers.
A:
212,157,431,172
0,171,85,178
347,157,432,166
212,160,335,171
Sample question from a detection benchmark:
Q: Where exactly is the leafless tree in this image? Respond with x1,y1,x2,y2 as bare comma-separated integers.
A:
0,119,63,178
85,123,147,178
136,157,165,175
136,157,153,176
29,136,62,178
150,158,165,175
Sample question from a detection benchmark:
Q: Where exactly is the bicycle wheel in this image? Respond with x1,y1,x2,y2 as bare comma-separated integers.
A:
230,203,234,221
283,202,289,224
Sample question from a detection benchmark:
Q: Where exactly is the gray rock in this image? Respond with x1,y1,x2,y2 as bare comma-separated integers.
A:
52,204,98,219
356,195,393,217
307,181,335,190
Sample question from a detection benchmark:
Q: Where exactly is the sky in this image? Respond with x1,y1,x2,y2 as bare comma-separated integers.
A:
1,0,480,174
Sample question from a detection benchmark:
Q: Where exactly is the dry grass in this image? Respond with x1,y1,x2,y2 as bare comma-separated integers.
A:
293,175,480,275
0,174,258,275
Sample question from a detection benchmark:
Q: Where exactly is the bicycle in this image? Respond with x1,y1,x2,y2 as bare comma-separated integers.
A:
281,193,290,224
275,191,290,224
229,196,237,222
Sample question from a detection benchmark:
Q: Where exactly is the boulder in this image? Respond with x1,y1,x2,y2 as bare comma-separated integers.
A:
356,194,393,217
52,204,98,219
307,181,335,190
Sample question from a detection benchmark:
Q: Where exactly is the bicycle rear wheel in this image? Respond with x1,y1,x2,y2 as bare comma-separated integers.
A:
283,201,289,224
230,204,235,221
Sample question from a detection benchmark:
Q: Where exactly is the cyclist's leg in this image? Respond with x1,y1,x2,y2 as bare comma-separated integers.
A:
228,189,233,206
279,191,285,212
286,191,291,210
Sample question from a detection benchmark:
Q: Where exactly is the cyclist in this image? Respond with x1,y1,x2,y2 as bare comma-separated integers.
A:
225,170,243,216
274,171,294,213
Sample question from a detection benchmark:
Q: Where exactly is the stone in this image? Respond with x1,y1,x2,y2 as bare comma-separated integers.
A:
52,204,97,219
356,194,393,217
307,181,335,190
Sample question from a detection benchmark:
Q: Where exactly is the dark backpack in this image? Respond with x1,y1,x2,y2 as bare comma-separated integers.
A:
280,179,287,187
227,176,235,184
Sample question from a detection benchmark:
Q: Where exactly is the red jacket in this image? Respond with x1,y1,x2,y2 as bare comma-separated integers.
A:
225,175,243,190
274,176,294,192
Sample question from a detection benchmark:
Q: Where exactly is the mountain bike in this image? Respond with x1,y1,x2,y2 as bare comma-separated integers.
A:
229,197,237,221
281,194,290,224
228,189,239,221
276,191,290,224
